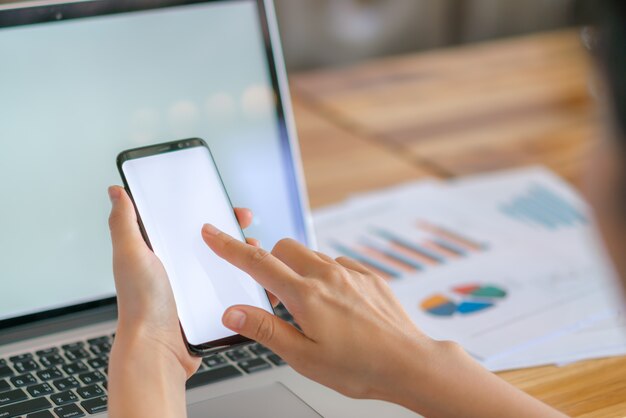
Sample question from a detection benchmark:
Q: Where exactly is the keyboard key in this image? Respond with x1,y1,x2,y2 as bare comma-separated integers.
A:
62,362,87,376
90,342,111,355
64,350,89,362
80,396,107,414
224,349,252,362
53,403,85,418
8,354,32,363
50,390,78,406
36,368,63,382
87,346,102,357
0,368,12,380
86,336,109,346
26,383,53,398
53,377,80,391
61,343,83,351
0,381,9,393
26,410,55,418
13,360,39,374
267,354,285,366
0,389,27,406
39,355,65,368
202,354,226,369
0,397,51,417
35,348,58,357
238,358,271,374
10,374,36,388
86,358,107,370
76,385,104,400
186,366,242,390
248,343,272,356
77,372,104,385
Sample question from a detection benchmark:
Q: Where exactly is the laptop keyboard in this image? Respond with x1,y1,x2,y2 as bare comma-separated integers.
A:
0,305,291,417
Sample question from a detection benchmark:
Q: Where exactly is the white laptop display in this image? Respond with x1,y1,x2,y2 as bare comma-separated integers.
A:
0,1,415,416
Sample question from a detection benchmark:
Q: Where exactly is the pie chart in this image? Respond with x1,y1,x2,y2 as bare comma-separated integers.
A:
420,284,506,317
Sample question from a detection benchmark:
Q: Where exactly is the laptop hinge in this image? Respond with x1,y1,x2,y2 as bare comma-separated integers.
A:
0,304,117,346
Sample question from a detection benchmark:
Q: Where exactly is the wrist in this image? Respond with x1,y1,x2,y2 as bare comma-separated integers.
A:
386,339,565,418
108,323,189,417
382,337,470,415
111,322,188,384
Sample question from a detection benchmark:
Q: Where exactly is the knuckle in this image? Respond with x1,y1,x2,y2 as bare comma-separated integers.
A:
322,264,348,283
219,234,237,252
272,238,295,255
304,278,323,293
335,256,364,272
247,247,271,268
366,270,386,286
108,210,122,231
300,280,323,304
254,316,276,343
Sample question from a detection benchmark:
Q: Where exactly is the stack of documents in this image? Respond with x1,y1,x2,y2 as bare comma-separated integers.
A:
312,166,626,371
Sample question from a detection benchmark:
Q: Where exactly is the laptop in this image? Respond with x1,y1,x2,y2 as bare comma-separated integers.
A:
0,0,416,416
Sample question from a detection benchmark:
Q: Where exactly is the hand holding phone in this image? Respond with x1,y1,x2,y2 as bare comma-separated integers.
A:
116,138,274,354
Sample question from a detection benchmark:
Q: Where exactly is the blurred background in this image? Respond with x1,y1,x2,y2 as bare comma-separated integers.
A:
0,0,583,71
275,0,580,70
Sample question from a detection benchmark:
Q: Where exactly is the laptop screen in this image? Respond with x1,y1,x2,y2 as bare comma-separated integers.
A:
0,1,309,324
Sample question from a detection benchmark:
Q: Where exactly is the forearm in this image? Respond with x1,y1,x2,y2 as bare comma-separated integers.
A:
108,326,188,418
389,340,567,418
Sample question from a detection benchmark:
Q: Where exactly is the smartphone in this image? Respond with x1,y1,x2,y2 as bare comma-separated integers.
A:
116,138,274,355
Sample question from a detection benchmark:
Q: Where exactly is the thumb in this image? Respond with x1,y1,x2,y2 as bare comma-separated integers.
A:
108,186,149,255
223,305,309,358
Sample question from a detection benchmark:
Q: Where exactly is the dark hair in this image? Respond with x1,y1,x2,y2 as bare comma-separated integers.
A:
594,0,626,140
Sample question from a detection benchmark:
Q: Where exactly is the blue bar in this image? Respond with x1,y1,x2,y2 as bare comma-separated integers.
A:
510,197,557,229
500,204,528,224
501,200,543,228
520,194,561,229
422,223,489,251
432,238,467,256
370,228,446,263
528,186,574,226
330,242,402,278
360,239,424,270
532,185,587,224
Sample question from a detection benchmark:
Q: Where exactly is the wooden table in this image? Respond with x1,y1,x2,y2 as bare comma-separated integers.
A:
289,29,626,417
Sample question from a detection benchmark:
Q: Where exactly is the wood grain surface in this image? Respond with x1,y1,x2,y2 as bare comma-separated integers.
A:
291,29,626,417
291,97,435,208
292,30,597,189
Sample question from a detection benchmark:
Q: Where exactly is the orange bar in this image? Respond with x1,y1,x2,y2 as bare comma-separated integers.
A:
360,246,416,272
390,242,440,266
416,221,485,252
423,241,459,259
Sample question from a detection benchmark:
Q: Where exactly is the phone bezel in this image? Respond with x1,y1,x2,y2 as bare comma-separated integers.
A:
116,137,275,355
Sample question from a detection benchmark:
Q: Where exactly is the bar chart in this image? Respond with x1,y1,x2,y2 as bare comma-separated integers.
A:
498,184,588,230
314,168,626,368
328,220,489,280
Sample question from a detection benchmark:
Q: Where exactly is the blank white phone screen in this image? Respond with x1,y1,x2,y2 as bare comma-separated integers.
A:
122,145,273,345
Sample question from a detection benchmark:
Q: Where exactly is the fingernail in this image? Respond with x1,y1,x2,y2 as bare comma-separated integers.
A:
108,186,120,203
202,223,219,236
223,309,246,330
